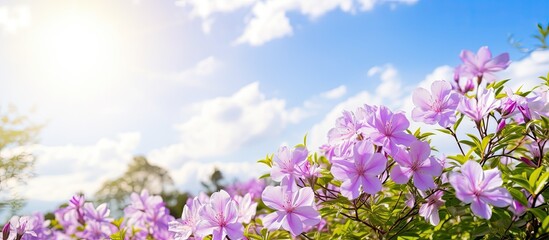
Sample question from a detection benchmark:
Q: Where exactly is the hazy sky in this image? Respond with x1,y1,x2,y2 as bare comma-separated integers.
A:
0,0,548,213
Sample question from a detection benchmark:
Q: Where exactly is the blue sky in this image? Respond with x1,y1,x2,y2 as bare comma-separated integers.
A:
0,0,548,213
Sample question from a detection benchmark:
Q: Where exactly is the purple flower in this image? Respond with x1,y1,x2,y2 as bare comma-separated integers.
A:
453,66,475,94
458,46,510,83
233,193,258,224
331,141,387,199
405,193,415,208
83,203,112,223
509,190,544,217
458,87,500,122
271,145,308,189
54,195,86,235
526,89,549,121
124,190,173,240
196,190,243,240
261,186,320,236
78,203,116,239
418,191,445,226
390,141,442,191
169,196,203,240
412,80,460,127
362,105,415,154
328,110,366,144
297,161,321,179
449,161,512,219
225,179,266,200
4,216,37,240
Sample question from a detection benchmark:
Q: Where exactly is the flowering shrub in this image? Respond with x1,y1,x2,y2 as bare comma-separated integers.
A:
3,46,549,239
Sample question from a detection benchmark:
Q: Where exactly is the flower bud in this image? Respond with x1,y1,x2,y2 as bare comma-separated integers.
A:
520,157,537,167
2,222,10,240
497,120,506,133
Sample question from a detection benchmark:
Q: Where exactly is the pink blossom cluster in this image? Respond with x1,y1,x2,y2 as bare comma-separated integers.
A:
3,46,549,239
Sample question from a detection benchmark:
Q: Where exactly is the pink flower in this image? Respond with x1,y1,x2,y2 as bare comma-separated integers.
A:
4,216,37,240
526,88,549,121
196,190,243,240
331,141,387,199
458,87,500,122
169,196,203,239
418,191,445,226
233,193,258,224
261,186,320,236
362,105,415,154
458,46,510,83
390,141,442,191
328,110,367,144
449,161,512,219
271,145,308,189
412,80,460,127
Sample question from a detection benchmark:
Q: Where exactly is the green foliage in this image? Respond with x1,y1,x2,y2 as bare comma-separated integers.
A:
0,105,41,215
94,156,175,213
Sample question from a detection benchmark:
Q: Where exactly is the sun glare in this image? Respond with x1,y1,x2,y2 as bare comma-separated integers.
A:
32,10,125,97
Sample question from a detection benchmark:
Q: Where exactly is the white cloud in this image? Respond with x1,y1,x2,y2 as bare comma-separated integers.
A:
177,56,221,84
17,133,140,202
148,82,307,166
176,0,418,46
368,64,403,100
0,5,31,33
309,64,404,148
321,85,347,99
175,0,258,19
236,2,294,46
503,50,549,90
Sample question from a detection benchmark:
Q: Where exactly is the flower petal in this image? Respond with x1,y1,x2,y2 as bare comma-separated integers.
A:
282,213,303,236
412,88,433,109
261,186,284,210
390,165,412,184
461,161,483,190
361,175,382,194
413,172,436,191
471,198,492,219
293,206,321,226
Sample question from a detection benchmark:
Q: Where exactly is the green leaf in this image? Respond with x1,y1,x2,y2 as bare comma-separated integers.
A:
508,187,529,207
258,173,270,179
436,128,452,135
509,175,532,192
535,171,549,194
480,136,491,154
454,115,464,131
529,207,547,221
542,215,549,234
529,167,543,192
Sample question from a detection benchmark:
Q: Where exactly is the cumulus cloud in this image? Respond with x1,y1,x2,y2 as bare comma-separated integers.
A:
177,56,221,84
148,82,307,166
17,133,140,202
309,64,404,148
0,5,31,33
176,0,419,46
504,50,549,90
321,85,347,99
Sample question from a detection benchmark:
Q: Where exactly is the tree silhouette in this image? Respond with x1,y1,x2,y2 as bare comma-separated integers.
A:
94,156,175,212
0,106,41,215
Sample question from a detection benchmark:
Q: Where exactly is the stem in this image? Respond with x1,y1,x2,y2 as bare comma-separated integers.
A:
448,127,465,156
300,233,312,240
501,218,515,239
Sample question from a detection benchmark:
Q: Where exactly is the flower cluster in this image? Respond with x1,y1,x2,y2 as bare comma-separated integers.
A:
3,45,549,239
